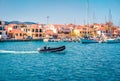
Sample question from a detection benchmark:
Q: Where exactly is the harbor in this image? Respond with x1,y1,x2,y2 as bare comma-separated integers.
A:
0,0,120,81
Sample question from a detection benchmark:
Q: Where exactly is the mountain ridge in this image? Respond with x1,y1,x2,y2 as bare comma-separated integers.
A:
4,21,37,25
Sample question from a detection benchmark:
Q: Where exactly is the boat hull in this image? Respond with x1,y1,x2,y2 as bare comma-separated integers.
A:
106,39,120,43
38,46,65,52
80,38,98,43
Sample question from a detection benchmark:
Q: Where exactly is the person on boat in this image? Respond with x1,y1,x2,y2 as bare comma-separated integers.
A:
44,46,47,50
48,47,50,49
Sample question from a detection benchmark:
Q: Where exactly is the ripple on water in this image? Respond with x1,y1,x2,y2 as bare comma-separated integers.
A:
0,42,120,81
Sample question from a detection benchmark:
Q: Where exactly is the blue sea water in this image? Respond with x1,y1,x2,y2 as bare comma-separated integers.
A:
0,41,120,81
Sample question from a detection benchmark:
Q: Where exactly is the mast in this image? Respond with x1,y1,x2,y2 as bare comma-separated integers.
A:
108,9,112,37
108,9,112,23
86,0,89,26
105,15,107,23
86,0,89,37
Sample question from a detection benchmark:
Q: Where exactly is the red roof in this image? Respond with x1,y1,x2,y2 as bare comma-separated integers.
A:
11,28,24,33
45,30,54,35
97,27,106,31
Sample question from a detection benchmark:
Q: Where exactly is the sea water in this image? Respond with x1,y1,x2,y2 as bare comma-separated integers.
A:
0,41,120,81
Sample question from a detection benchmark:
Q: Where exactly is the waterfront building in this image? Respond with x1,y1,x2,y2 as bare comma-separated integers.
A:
59,24,71,38
10,28,26,39
45,29,55,38
96,27,107,36
23,24,43,39
44,24,58,34
0,20,8,39
73,25,94,37
112,27,120,37
93,24,101,29
6,24,18,38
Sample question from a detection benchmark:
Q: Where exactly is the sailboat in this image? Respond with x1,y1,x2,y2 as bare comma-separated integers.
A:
80,37,98,43
105,10,120,43
80,0,98,43
105,37,120,43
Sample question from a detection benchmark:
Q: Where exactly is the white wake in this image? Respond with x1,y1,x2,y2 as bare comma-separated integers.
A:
0,50,38,54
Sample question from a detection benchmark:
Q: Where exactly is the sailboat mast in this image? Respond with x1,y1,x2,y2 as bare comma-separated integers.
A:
86,0,89,37
108,9,112,23
86,0,89,25
108,9,112,37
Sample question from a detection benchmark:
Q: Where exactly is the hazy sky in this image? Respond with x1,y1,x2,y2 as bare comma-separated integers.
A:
0,0,120,25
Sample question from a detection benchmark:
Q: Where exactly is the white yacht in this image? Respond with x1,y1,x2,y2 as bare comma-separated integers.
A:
80,37,98,43
106,37,120,43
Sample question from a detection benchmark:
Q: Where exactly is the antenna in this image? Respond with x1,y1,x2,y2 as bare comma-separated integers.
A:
47,16,49,24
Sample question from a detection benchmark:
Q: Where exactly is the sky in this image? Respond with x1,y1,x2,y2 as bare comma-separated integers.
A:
0,0,120,25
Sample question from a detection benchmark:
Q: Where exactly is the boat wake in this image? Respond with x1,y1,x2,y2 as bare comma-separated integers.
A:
0,50,38,54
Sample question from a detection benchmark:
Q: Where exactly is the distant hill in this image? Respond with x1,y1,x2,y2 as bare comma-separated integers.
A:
4,21,10,25
4,21,37,25
23,22,37,24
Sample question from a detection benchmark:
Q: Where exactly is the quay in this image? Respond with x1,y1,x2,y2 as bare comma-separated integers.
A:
0,38,43,42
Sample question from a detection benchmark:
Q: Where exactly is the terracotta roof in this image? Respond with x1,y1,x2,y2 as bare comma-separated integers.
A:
45,30,54,35
97,27,106,31
7,24,17,27
30,24,41,28
11,28,24,33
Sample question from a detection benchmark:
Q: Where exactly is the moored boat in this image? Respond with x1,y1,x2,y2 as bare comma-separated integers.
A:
106,38,120,43
80,37,99,43
37,46,66,52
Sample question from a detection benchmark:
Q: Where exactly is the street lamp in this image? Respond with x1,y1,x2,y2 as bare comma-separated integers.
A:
47,16,49,24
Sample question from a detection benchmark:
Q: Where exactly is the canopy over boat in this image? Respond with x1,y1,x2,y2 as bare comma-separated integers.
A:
37,46,65,52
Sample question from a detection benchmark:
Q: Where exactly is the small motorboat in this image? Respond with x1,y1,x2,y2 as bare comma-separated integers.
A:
37,46,66,52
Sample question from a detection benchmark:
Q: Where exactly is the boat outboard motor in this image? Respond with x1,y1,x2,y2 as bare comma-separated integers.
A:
37,48,41,51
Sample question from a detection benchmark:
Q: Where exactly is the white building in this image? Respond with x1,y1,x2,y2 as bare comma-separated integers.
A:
0,21,8,39
44,24,58,33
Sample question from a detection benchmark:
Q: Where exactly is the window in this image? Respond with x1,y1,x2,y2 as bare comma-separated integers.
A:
0,32,2,35
36,34,38,37
28,29,30,31
32,29,34,32
0,27,3,30
83,28,86,30
14,26,17,29
36,29,38,32
20,33,22,36
39,34,42,37
16,33,18,36
39,29,42,32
